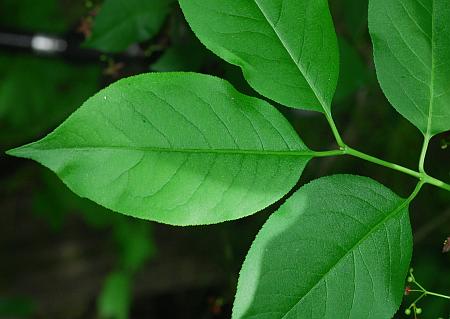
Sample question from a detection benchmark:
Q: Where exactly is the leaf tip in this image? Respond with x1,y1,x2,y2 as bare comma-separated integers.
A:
5,144,35,159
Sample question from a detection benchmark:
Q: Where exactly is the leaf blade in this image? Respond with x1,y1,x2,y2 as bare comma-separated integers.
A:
369,0,450,136
7,73,311,225
233,174,413,319
179,0,339,113
85,0,173,52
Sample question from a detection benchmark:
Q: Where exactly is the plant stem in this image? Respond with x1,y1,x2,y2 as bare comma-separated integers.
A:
408,292,427,309
310,145,450,192
407,181,425,203
418,134,431,173
319,112,450,192
422,174,450,192
324,112,345,148
311,149,345,158
426,291,450,300
343,146,421,179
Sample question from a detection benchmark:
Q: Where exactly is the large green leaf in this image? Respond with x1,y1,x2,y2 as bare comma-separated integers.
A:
7,73,311,225
369,0,450,136
85,0,173,52
179,0,339,113
233,175,413,319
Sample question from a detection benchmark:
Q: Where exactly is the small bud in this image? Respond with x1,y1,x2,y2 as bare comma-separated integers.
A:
404,286,411,295
407,276,413,283
409,267,414,273
416,307,422,314
404,308,411,315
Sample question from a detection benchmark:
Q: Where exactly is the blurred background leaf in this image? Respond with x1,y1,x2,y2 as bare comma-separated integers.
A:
0,54,101,149
84,0,174,52
98,272,131,319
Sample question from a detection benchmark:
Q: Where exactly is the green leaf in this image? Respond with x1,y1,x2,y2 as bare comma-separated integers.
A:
151,35,208,72
179,0,339,113
98,272,131,319
7,73,311,226
85,0,173,52
233,175,413,319
369,0,450,136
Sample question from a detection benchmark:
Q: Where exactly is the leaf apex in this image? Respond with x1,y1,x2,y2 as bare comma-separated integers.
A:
5,144,36,159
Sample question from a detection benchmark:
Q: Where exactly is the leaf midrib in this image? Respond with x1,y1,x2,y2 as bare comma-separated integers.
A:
252,0,331,114
279,196,410,319
11,145,315,158
426,0,435,137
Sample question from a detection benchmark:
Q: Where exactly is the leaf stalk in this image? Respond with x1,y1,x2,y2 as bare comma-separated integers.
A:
311,146,450,193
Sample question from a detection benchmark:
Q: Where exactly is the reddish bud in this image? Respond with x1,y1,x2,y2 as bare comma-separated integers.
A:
404,286,411,295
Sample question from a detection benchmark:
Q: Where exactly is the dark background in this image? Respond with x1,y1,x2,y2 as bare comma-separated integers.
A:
0,0,449,318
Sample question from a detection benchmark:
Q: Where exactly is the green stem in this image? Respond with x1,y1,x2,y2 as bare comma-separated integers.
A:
311,149,345,158
408,292,427,310
324,112,345,148
419,134,431,173
407,181,425,203
422,175,450,191
319,113,450,192
426,291,450,300
344,146,421,179
310,146,450,192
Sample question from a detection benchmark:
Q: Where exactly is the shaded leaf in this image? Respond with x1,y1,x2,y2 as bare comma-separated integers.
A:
7,73,311,225
151,34,208,72
85,0,173,52
233,175,412,319
369,0,450,136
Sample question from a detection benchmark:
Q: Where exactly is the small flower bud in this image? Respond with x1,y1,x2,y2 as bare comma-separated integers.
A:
404,286,411,295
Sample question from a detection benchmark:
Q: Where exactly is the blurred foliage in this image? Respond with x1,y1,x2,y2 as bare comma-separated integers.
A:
0,297,36,318
84,0,175,52
98,272,132,319
0,0,86,34
0,54,100,149
0,0,448,318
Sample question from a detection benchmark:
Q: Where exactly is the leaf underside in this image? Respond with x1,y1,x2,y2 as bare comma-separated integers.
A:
179,0,339,113
233,174,412,319
369,0,450,136
7,73,311,225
